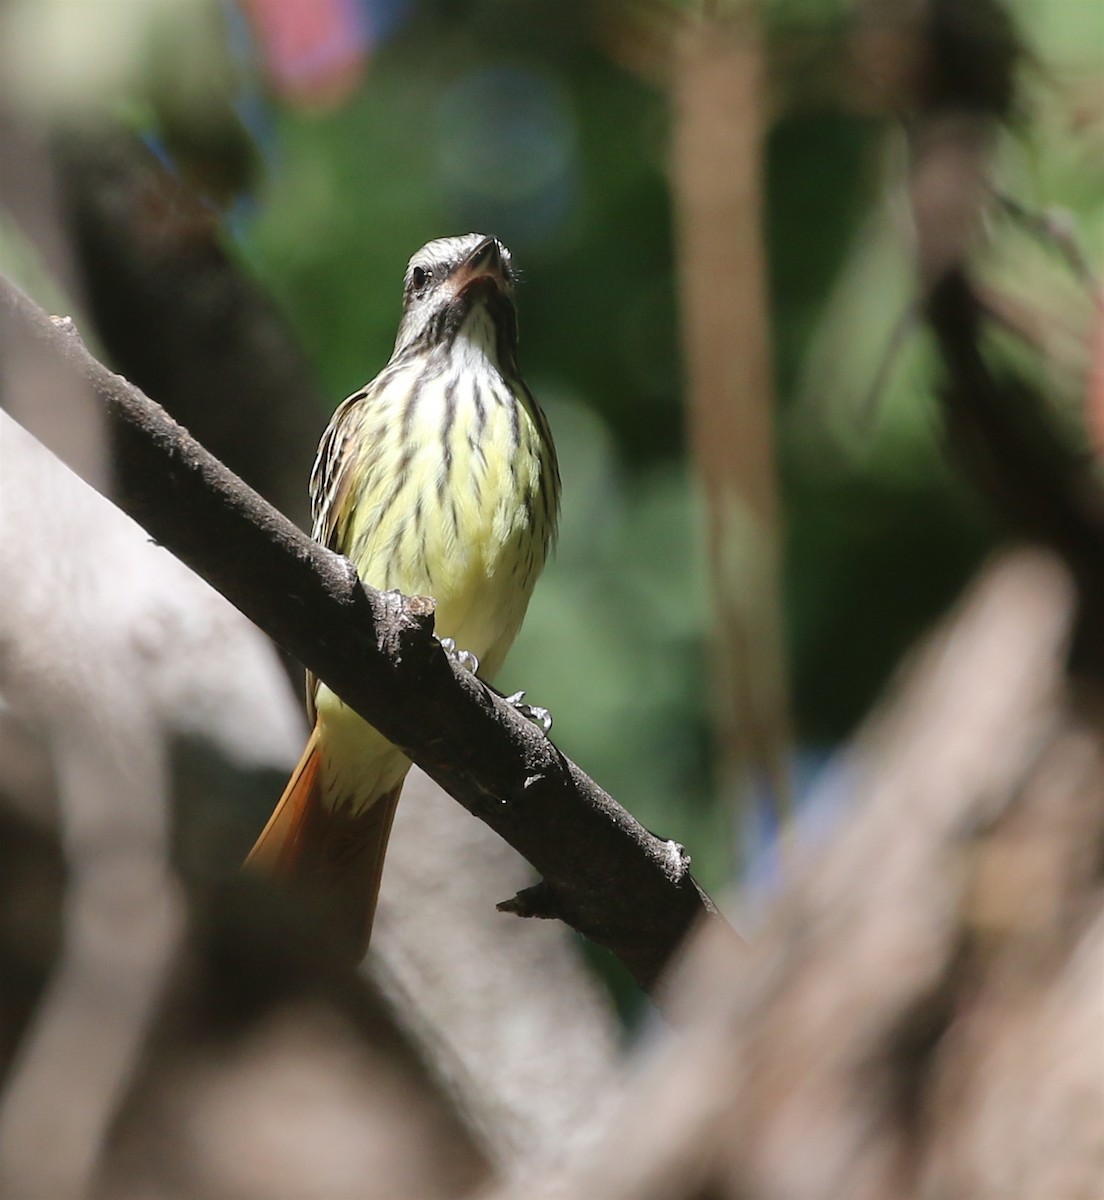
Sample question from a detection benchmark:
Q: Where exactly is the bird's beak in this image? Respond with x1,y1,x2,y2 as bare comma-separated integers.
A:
452,238,509,296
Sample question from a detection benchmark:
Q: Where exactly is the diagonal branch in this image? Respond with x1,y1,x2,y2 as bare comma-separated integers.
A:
0,272,742,999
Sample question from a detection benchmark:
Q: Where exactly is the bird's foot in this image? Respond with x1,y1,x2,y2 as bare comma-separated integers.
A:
504,690,553,734
438,636,480,676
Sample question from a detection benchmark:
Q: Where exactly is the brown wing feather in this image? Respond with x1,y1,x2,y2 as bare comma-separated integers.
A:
310,389,371,551
305,391,368,719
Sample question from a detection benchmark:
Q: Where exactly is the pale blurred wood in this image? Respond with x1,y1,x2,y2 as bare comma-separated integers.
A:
671,13,792,858
506,550,1104,1200
0,409,305,1197
371,768,622,1176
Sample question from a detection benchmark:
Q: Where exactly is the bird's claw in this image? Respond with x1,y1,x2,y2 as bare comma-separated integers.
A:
438,636,480,675
504,690,553,734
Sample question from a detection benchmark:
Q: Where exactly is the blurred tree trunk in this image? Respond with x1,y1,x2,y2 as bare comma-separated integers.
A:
671,10,793,868
54,127,323,531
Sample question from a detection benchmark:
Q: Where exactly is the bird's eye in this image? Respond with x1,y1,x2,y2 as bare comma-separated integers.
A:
411,266,429,292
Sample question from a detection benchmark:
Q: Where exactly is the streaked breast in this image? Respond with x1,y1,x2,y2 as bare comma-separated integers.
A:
339,359,556,676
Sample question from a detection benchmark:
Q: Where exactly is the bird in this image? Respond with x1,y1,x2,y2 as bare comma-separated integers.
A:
245,233,560,958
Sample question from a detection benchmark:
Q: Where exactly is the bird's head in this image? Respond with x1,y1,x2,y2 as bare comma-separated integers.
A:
391,233,519,367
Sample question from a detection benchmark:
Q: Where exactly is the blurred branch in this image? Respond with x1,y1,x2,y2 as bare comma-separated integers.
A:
896,7,1104,678
670,12,793,858
994,193,1101,292
925,270,1104,675
515,548,1104,1200
0,273,742,1000
53,128,323,529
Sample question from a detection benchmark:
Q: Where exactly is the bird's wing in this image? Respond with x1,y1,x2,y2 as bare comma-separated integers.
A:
305,388,370,719
309,388,368,553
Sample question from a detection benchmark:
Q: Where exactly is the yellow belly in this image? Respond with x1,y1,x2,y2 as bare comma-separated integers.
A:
314,562,536,810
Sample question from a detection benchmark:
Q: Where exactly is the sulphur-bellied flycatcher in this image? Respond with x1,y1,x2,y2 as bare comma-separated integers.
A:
247,234,560,955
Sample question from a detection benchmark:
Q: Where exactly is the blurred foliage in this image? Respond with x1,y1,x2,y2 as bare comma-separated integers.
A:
3,0,1101,903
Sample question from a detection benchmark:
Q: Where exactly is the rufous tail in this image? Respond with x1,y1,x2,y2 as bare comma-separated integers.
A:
245,724,402,957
